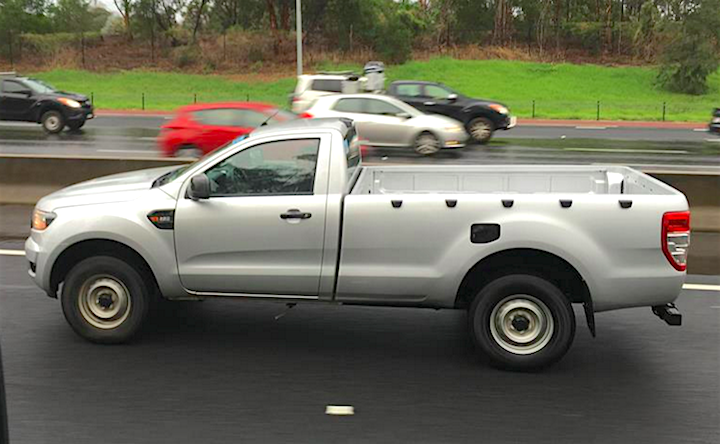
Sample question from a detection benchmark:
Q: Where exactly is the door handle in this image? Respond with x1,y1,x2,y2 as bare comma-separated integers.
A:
280,209,312,220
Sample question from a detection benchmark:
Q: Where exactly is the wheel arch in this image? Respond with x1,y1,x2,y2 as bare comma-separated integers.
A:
49,239,160,299
35,100,66,122
454,248,595,336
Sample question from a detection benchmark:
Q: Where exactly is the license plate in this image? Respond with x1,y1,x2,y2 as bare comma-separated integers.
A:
508,116,517,128
87,113,94,119
712,117,720,123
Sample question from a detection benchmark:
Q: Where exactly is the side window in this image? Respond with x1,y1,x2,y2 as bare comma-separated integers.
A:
205,138,320,196
425,85,452,100
395,84,422,97
312,79,343,93
192,109,236,126
366,99,403,116
234,109,269,127
333,98,366,113
2,80,27,94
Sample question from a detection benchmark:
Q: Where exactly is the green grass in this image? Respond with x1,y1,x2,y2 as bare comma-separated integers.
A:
33,58,720,121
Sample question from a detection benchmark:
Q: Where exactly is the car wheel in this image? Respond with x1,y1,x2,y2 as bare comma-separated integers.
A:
67,119,86,131
414,131,441,155
41,110,65,134
61,256,150,344
175,145,203,158
467,117,494,144
468,274,576,371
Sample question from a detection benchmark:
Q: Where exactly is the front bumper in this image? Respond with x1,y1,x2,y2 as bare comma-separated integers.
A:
497,115,516,130
709,123,720,133
66,104,94,122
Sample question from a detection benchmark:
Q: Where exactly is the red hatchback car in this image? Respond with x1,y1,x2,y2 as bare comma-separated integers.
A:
159,102,297,157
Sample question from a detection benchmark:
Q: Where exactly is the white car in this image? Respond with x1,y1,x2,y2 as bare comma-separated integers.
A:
290,74,360,113
302,94,468,155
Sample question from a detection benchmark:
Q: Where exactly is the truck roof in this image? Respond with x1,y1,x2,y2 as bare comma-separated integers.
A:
251,117,353,138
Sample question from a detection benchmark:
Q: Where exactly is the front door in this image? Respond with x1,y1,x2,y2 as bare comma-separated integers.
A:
0,80,34,120
174,136,329,296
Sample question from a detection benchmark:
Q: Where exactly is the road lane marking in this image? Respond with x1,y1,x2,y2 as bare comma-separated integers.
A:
565,148,689,154
325,405,354,416
97,149,157,154
683,283,720,292
693,128,709,132
2,248,719,294
575,126,607,130
705,138,720,143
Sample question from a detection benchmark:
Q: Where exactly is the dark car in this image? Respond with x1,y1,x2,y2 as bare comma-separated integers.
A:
388,80,516,144
710,108,720,134
0,72,93,133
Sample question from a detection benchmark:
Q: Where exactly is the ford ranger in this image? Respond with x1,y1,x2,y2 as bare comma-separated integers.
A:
25,118,690,370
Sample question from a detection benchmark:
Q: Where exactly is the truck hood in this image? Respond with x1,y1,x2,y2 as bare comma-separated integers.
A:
36,166,180,210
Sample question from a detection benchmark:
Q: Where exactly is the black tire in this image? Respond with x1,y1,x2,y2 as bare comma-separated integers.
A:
413,131,441,155
67,119,86,131
468,274,575,371
61,256,150,344
41,110,65,134
467,117,494,144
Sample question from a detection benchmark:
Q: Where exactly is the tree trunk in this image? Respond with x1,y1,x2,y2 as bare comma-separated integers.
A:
192,0,209,42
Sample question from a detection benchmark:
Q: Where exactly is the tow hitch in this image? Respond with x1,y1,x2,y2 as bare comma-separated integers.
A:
652,303,682,326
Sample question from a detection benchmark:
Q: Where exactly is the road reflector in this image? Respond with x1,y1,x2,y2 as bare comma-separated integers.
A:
326,405,354,416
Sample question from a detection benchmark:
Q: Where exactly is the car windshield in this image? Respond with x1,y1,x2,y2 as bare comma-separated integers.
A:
24,79,57,94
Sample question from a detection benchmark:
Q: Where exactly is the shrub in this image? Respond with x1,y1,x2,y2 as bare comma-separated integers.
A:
173,45,200,68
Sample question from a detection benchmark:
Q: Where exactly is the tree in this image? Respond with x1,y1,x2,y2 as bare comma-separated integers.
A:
113,0,135,39
658,0,720,94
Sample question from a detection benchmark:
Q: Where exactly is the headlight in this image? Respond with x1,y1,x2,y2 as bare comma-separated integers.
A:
489,104,509,115
57,98,81,108
31,209,56,231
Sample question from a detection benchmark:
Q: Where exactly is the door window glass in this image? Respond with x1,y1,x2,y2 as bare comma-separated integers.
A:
192,108,270,128
425,85,453,99
395,84,422,97
333,98,366,113
205,138,320,196
366,99,403,116
311,79,343,93
2,80,27,94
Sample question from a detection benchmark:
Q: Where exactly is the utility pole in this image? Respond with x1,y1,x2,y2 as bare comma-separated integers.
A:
296,0,302,76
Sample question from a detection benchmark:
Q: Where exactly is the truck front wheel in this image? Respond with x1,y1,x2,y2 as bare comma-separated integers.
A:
61,256,150,344
468,274,575,371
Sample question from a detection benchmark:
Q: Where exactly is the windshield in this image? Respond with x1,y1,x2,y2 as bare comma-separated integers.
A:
24,79,57,94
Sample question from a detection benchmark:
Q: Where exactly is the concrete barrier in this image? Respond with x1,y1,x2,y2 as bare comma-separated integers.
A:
0,155,717,273
0,154,192,205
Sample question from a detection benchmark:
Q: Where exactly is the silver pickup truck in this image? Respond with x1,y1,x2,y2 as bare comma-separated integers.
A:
25,119,690,370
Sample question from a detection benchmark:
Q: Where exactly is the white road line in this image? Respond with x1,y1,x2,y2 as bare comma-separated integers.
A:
575,126,607,130
705,138,720,143
683,284,720,292
1,248,719,294
693,128,709,132
325,405,354,416
565,147,689,154
97,149,157,154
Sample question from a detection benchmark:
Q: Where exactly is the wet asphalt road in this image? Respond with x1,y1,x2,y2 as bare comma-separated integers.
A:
0,253,719,444
1,116,719,173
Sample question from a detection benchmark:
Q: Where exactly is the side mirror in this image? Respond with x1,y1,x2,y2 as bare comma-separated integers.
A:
396,112,411,119
447,93,458,101
188,174,210,200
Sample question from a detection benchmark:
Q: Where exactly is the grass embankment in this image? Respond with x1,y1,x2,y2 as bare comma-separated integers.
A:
33,59,720,121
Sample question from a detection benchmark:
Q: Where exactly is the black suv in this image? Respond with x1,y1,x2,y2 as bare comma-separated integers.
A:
0,73,93,133
388,80,515,143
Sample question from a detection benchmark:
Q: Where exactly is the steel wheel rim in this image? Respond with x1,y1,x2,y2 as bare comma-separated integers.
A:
46,115,61,132
470,121,491,140
78,275,132,330
415,134,440,155
489,295,554,355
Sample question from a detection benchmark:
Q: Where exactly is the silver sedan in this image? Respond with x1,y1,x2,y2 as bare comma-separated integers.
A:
303,94,468,155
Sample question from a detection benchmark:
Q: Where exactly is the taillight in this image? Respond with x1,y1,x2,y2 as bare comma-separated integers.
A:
299,112,313,119
662,211,690,271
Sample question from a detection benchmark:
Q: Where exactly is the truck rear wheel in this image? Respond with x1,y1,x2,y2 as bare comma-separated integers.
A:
41,110,65,134
61,256,150,344
468,274,575,371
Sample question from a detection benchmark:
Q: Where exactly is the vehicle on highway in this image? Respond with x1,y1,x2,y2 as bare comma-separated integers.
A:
0,72,93,133
710,108,720,134
387,80,516,144
290,73,361,113
25,118,690,371
159,102,297,157
302,94,467,155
